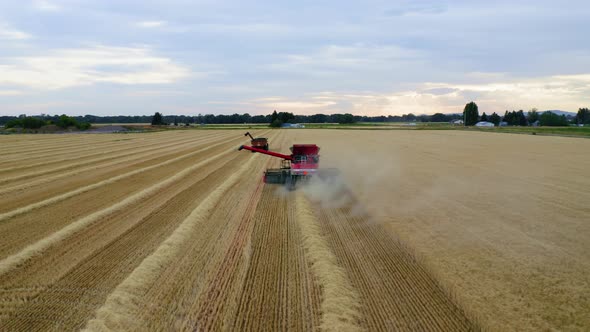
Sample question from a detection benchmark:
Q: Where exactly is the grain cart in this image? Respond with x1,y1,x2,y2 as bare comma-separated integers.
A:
238,143,338,190
244,132,269,151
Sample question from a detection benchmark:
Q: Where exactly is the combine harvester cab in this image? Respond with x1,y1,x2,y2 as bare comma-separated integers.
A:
238,143,338,190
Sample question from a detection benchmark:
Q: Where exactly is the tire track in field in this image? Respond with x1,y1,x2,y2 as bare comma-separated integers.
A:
313,195,477,331
0,140,247,278
232,187,323,332
0,131,224,174
0,131,234,196
0,132,262,222
0,131,231,184
83,153,261,331
295,193,363,332
0,151,256,330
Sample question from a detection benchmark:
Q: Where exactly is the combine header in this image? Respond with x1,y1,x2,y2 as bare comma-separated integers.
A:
238,143,338,190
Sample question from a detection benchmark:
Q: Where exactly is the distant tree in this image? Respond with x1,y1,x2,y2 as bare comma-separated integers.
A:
480,112,488,122
403,113,417,121
463,102,479,126
270,119,282,128
4,118,23,128
151,112,164,125
431,113,449,122
489,112,501,126
339,113,355,124
55,114,78,128
174,117,178,126
517,110,528,126
575,108,590,125
503,111,511,125
268,111,295,127
76,122,91,130
278,112,295,123
503,110,520,126
540,111,569,126
527,108,539,124
270,110,279,124
203,114,216,124
22,117,46,129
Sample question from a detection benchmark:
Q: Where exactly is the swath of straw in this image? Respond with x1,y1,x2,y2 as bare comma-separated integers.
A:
83,155,259,332
0,147,239,277
0,135,246,223
295,192,364,332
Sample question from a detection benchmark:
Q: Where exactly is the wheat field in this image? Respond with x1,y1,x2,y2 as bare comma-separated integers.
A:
0,129,587,331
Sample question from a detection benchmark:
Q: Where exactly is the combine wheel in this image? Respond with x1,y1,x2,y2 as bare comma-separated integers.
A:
286,175,296,191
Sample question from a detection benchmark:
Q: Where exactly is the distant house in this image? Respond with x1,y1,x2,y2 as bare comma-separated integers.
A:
451,119,464,125
532,120,540,127
475,121,495,127
499,121,508,127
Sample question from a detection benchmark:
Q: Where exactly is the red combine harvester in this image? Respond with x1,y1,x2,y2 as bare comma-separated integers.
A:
238,143,338,190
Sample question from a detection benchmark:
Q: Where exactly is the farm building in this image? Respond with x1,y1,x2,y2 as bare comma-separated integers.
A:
475,121,495,127
281,123,305,128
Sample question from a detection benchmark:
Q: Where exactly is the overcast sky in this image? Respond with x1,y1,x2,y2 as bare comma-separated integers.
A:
0,0,589,116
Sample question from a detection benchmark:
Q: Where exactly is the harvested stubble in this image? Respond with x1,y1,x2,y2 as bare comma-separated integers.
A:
8,129,581,331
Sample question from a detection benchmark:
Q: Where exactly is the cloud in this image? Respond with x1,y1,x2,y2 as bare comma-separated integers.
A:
385,1,447,16
32,0,61,12
0,90,23,96
278,44,422,68
136,21,167,28
241,73,590,116
0,45,191,89
0,24,32,40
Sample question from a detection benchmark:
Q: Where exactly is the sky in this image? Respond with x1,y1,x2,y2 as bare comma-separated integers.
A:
0,0,589,116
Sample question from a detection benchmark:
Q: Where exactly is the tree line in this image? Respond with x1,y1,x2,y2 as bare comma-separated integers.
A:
2,107,588,127
2,114,91,130
463,103,588,127
1,111,460,126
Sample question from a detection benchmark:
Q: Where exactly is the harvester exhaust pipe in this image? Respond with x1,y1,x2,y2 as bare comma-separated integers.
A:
244,132,254,140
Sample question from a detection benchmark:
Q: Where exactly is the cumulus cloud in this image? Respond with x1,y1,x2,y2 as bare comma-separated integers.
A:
0,45,191,89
